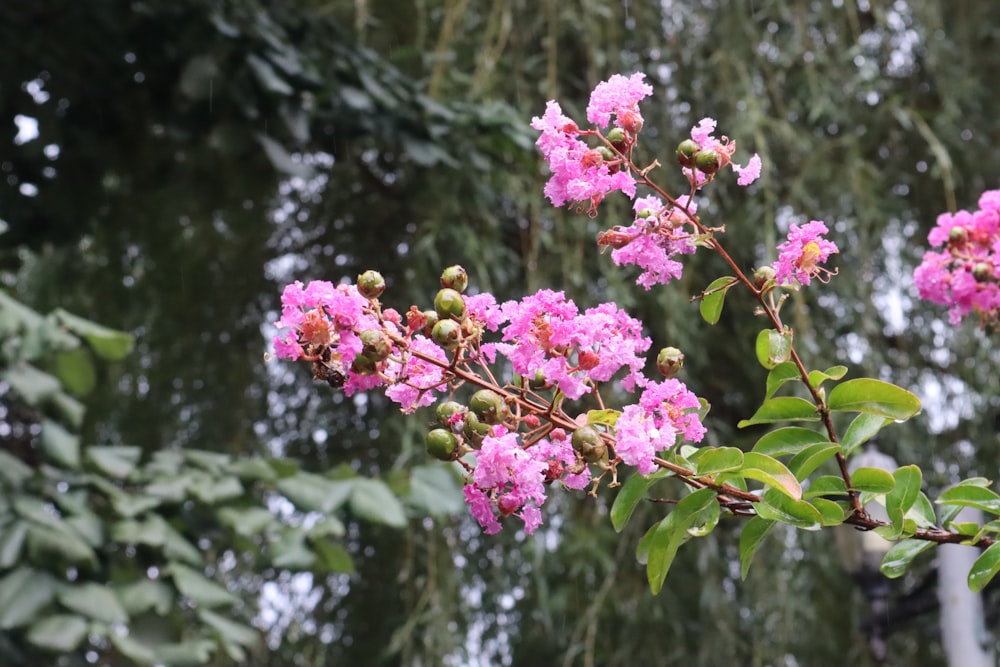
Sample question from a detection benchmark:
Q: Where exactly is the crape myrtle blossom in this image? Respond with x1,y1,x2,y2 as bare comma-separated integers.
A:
772,220,839,287
613,379,706,475
914,189,1000,326
383,336,450,414
586,72,654,131
482,289,650,400
686,117,762,188
600,195,699,289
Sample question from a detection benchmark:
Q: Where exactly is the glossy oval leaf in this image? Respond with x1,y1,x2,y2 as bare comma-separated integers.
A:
26,614,89,652
690,447,744,475
880,539,935,579
699,276,737,325
753,489,823,529
886,465,922,529
839,413,890,456
752,427,829,457
827,379,921,421
851,467,896,494
808,365,848,389
765,362,799,400
788,443,840,481
738,397,819,428
969,542,1000,593
937,484,1000,517
804,475,848,499
350,478,407,527
644,488,717,594
586,409,620,427
811,497,849,525
741,452,802,500
611,470,668,533
739,517,774,580
755,329,792,370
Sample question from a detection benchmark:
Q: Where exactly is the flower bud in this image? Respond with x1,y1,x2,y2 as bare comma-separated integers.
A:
463,411,490,446
656,347,685,378
440,265,469,293
753,265,776,289
470,389,509,425
431,318,461,350
606,127,627,145
421,310,439,337
359,329,392,362
581,149,604,170
973,262,992,283
434,288,467,321
357,270,386,299
571,425,607,463
597,146,616,162
350,354,377,375
436,401,467,429
694,149,721,174
620,109,643,135
637,208,656,219
676,139,701,168
948,226,968,247
425,428,459,461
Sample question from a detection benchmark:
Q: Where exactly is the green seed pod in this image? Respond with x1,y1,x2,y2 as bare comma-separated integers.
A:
359,329,392,362
463,412,491,446
571,425,607,463
357,270,386,299
606,127,627,145
694,149,721,174
973,262,992,283
656,347,685,379
436,401,466,427
421,309,440,337
676,139,701,168
431,318,462,350
469,389,509,425
425,428,459,461
440,265,469,293
434,288,467,321
350,354,377,375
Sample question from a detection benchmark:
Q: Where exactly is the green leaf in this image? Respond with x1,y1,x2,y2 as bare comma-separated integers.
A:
86,446,142,478
752,427,829,457
739,517,775,580
0,521,28,568
154,639,216,666
807,365,848,389
689,447,744,475
611,470,668,532
53,347,97,397
188,474,244,505
881,539,935,579
26,614,89,652
969,542,1000,593
53,309,134,360
58,583,129,624
306,516,346,539
115,579,174,616
753,489,823,529
764,362,799,400
407,465,464,517
811,498,849,525
644,488,717,594
110,633,157,665
0,568,57,629
0,451,33,485
218,507,276,537
839,413,890,456
26,524,97,567
40,418,81,468
738,397,818,428
740,452,802,500
788,443,840,481
885,465,922,537
199,608,259,648
699,276,737,325
585,409,620,427
169,563,239,608
937,484,1000,517
270,531,315,569
803,475,847,499
276,473,353,513
1,362,61,406
907,492,937,528
350,478,407,527
827,379,921,421
755,329,792,369
312,539,356,574
851,467,896,494
229,457,278,482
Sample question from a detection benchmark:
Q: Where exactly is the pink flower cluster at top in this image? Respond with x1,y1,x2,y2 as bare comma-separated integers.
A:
272,280,448,412
914,190,1000,326
772,221,839,287
614,379,706,475
480,289,651,400
687,118,762,188
464,428,590,534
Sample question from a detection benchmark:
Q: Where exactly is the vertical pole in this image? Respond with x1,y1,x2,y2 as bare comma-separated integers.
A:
938,507,995,667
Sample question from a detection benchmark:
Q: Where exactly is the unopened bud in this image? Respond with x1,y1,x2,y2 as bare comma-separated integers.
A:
620,109,643,135
606,127,627,146
571,425,607,463
754,265,776,289
440,265,469,293
359,329,392,362
434,288,467,320
676,139,701,168
357,270,385,299
470,389,509,425
425,428,459,461
656,347,685,378
973,262,992,283
431,318,461,350
694,149,721,174
948,227,968,247
581,149,604,170
597,146,616,161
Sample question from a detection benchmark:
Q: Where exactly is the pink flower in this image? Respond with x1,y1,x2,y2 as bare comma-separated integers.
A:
613,379,706,475
272,280,376,362
384,336,449,413
772,220,839,287
601,195,698,289
586,73,654,130
685,117,762,188
465,430,548,534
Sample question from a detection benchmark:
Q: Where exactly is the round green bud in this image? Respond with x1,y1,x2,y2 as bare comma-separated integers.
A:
597,146,616,161
470,389,509,425
440,265,469,293
694,149,721,174
431,318,462,350
463,412,491,445
359,329,392,362
421,309,440,337
637,207,656,219
656,347,685,379
676,139,701,168
357,270,386,299
753,265,776,289
434,288,467,321
436,401,466,427
973,262,992,283
948,227,968,246
350,354,377,375
571,425,607,463
606,127,627,145
425,428,459,461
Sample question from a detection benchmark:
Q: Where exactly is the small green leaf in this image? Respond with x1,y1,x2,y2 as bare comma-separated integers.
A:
739,397,819,428
788,443,840,481
110,633,157,665
689,447,744,475
738,517,774,580
851,467,896,494
39,419,81,468
269,531,315,570
53,347,97,397
276,473,353,513
218,507,276,537
312,539,355,574
880,539,935,579
350,478,407,527
907,492,937,528
53,309,134,360
407,465,464,517
610,470,668,532
937,484,1000,517
115,580,174,616
86,446,142,479
199,608,259,648
811,498,849,525
828,379,921,421
741,452,802,500
169,564,239,608
807,365,848,389
699,276,738,325
154,639,216,666
969,542,1000,593
188,474,244,505
839,413,890,456
586,409,620,427
0,521,28,568
753,489,823,529
58,583,129,624
752,427,832,457
0,451,33,486
764,363,799,400
885,465,922,535
0,568,57,629
803,475,848,499
755,329,792,369
26,614,89,652
1,362,61,406
644,488,717,594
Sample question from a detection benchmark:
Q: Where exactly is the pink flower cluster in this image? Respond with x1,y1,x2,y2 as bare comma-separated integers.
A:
601,195,699,289
686,118,762,188
464,428,590,534
482,289,650,400
586,72,654,131
914,190,1000,326
772,220,839,287
613,379,707,475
